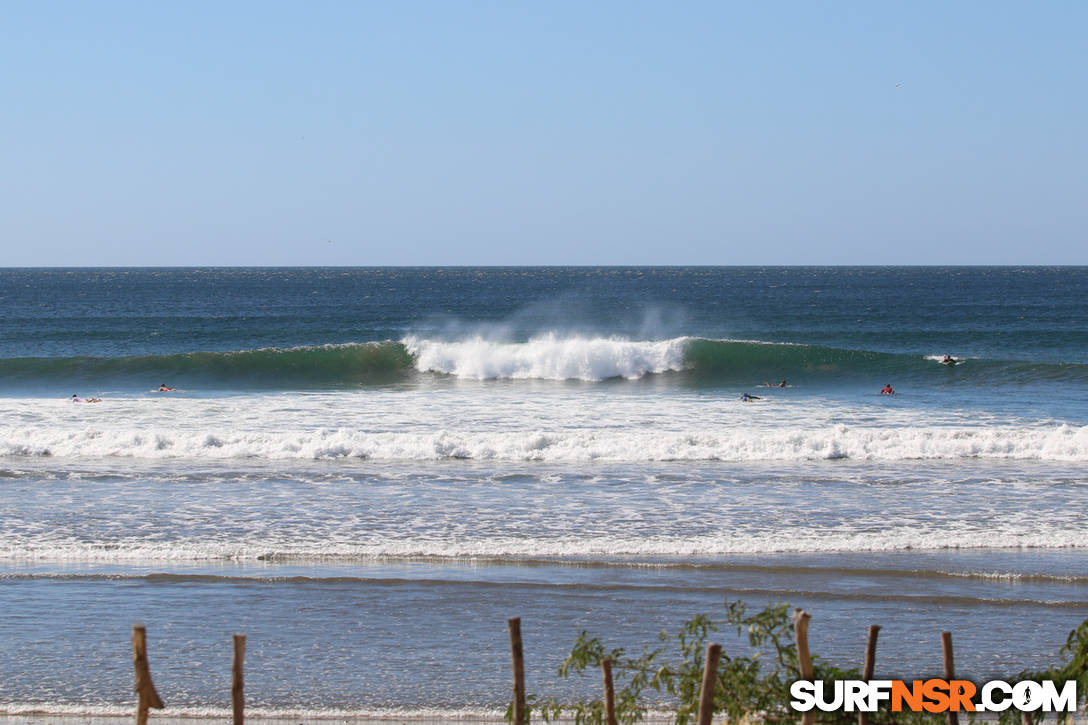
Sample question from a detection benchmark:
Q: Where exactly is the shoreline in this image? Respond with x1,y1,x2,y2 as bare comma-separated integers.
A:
0,712,512,725
0,714,676,725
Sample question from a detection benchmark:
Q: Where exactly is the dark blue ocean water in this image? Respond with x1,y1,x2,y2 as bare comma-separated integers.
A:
1,267,1086,396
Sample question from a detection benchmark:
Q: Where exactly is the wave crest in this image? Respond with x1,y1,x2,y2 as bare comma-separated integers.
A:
403,334,690,381
2,335,1087,388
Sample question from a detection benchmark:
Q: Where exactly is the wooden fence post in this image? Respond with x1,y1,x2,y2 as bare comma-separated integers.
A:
508,617,526,725
794,609,814,725
601,658,618,725
131,625,164,725
941,632,958,725
859,625,881,725
697,643,723,725
232,634,246,725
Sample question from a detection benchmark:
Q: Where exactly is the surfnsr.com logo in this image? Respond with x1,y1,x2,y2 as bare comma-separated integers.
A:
790,679,1078,713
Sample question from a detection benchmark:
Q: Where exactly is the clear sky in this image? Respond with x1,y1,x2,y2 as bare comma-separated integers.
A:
2,1,1085,266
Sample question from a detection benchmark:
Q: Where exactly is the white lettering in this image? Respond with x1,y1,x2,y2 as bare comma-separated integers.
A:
790,681,817,712
980,681,1012,712
816,680,844,712
843,681,867,712
1013,681,1044,711
793,679,1074,714
868,680,894,711
1041,681,1077,712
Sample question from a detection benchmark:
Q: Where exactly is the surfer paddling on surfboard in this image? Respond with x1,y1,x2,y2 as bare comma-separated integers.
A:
940,355,957,366
157,383,176,391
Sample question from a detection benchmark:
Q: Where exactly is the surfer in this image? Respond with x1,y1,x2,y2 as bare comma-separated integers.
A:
880,384,895,395
762,380,787,388
740,392,761,402
940,355,957,366
158,383,175,391
71,394,101,403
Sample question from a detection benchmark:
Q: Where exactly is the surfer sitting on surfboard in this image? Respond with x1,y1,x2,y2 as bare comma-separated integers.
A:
940,355,957,366
880,384,895,395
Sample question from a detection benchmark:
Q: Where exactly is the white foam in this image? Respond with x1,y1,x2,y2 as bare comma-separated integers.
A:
3,423,1086,462
925,354,972,365
5,526,1088,561
403,334,690,380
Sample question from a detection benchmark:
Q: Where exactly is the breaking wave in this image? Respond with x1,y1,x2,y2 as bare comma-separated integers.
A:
1,335,1086,388
403,334,689,380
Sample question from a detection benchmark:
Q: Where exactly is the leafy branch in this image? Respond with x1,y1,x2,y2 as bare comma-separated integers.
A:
509,600,1088,725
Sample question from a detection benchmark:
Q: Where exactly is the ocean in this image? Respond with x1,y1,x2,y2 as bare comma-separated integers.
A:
1,266,1087,718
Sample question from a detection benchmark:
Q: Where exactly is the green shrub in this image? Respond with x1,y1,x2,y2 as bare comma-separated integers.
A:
509,600,1088,725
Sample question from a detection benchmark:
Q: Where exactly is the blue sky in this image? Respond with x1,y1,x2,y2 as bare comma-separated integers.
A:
2,1,1085,265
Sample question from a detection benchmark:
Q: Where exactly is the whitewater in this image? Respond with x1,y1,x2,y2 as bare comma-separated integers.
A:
2,267,1087,715
5,422,1088,461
